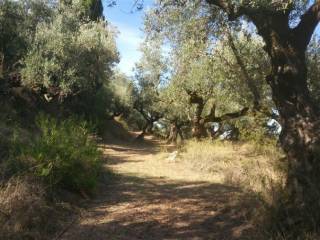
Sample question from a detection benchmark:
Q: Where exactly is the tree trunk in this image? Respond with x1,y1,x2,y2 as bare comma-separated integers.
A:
271,58,319,205
240,3,320,222
186,90,208,139
145,122,153,134
0,53,4,79
263,30,320,207
192,118,208,140
167,122,178,143
177,126,184,141
137,121,153,140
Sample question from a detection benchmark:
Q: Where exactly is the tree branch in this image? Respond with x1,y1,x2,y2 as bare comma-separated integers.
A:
206,0,230,12
134,102,151,122
205,0,260,20
227,30,261,110
185,89,204,105
292,0,320,50
205,0,240,20
205,107,249,123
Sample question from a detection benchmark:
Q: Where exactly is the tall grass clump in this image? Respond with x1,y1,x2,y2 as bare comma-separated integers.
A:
178,140,320,239
15,114,103,193
179,139,285,202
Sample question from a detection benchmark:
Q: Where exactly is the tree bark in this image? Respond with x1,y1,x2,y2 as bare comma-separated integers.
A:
186,89,248,139
167,122,178,143
186,90,209,139
192,96,207,139
253,15,320,207
192,118,208,139
167,118,187,143
266,39,320,206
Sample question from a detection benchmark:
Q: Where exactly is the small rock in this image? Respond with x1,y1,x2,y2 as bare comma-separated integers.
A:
166,151,178,162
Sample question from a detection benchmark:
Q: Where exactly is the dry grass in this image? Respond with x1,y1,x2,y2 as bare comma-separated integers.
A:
177,140,286,203
174,140,320,239
0,176,75,240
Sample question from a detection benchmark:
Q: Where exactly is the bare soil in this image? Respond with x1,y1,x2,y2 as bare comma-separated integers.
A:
59,134,260,240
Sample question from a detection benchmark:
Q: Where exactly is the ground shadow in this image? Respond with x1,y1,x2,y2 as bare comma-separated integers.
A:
60,133,263,240
61,173,261,240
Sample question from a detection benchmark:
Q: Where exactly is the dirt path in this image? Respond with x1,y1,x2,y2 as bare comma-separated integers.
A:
60,136,258,240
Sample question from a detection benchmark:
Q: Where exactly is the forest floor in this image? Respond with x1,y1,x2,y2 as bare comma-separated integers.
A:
60,133,260,240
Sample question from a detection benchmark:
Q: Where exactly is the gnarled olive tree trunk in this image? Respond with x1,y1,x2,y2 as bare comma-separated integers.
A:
167,121,184,144
192,117,208,139
264,32,320,205
186,89,248,139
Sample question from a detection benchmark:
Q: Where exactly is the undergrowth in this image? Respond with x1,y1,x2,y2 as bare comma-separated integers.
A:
0,113,106,239
178,139,320,239
0,176,74,240
179,139,285,198
12,114,103,193
178,139,289,238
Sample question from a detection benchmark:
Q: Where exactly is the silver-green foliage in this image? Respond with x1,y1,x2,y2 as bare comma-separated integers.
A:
144,1,276,133
133,38,168,118
21,2,119,100
307,35,320,103
109,71,135,115
0,0,53,80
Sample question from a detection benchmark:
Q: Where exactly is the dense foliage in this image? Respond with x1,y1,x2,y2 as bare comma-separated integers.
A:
0,0,53,95
16,115,102,192
0,0,121,194
21,3,118,101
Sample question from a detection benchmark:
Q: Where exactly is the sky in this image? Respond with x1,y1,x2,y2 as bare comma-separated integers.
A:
103,1,154,76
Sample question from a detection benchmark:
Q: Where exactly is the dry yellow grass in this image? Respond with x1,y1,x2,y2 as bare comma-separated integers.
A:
177,140,286,203
101,138,221,183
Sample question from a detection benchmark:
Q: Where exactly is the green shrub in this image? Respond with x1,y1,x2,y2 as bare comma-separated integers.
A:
234,112,278,147
21,2,118,100
18,114,102,192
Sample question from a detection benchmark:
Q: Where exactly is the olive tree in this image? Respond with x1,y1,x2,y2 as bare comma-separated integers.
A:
0,0,53,96
21,2,118,101
60,0,104,20
133,38,167,138
144,4,266,140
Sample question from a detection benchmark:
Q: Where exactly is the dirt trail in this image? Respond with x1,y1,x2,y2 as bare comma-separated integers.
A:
60,135,258,240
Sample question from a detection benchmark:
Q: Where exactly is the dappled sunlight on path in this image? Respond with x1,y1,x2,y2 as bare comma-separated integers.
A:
61,135,259,240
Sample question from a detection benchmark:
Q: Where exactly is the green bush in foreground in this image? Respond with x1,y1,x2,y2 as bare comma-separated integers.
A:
18,114,102,192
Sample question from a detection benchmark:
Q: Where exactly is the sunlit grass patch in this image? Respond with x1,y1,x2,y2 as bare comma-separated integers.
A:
178,140,286,202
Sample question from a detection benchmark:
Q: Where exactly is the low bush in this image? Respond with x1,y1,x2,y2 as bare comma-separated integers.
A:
14,114,103,193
